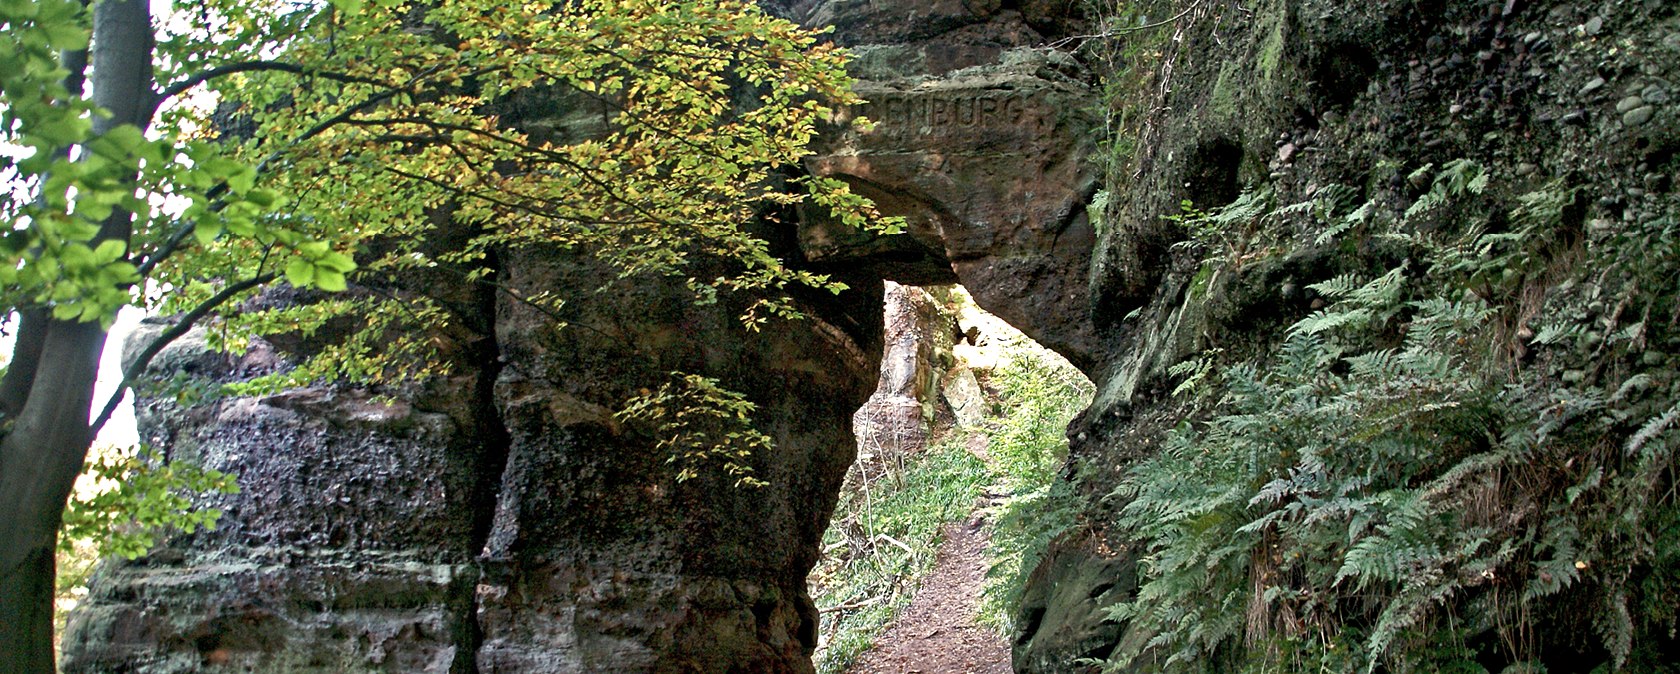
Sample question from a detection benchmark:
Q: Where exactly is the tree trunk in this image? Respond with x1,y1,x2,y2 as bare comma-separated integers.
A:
0,1,153,671
0,551,56,674
0,321,108,674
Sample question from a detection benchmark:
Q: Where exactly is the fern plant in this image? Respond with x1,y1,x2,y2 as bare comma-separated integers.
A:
1104,163,1680,673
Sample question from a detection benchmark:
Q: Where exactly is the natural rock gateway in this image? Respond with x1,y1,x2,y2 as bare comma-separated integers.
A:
802,50,1101,371
57,0,1680,671
62,0,1102,671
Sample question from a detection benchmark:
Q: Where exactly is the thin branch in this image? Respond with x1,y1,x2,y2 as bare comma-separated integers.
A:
402,258,630,345
377,157,674,231
135,88,402,278
1042,1,1205,50
818,595,882,614
90,274,274,435
343,115,710,232
154,60,390,106
873,533,916,557
135,218,201,278
136,64,473,277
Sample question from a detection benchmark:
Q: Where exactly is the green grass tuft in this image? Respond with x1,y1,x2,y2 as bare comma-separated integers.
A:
811,443,989,673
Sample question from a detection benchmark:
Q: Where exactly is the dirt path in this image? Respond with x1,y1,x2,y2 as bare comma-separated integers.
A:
845,519,1010,674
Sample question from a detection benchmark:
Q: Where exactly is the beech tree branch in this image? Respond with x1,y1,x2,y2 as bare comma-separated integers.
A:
153,60,390,107
90,273,274,435
135,63,493,279
135,87,406,279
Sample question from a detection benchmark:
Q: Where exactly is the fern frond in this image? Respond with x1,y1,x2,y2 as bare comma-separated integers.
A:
1627,402,1680,457
1531,322,1582,345
1307,273,1364,299
1292,307,1374,336
1348,349,1403,382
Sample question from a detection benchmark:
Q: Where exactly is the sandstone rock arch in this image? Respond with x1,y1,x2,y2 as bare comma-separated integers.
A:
62,3,1101,672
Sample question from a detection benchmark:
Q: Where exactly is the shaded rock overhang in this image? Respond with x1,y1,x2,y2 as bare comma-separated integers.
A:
784,0,1103,374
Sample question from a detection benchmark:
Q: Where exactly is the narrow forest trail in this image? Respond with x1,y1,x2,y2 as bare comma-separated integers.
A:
844,519,1010,674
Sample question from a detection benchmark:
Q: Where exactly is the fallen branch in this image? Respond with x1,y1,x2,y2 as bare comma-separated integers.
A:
819,595,883,614
874,533,916,557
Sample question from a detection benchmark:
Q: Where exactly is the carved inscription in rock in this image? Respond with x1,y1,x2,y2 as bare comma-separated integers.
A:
854,91,1035,140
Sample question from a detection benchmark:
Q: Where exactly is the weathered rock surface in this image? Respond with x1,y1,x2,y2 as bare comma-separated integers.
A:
941,367,989,430
66,243,884,674
801,47,1102,373
770,0,1086,78
1011,531,1131,672
769,0,1101,375
65,0,1106,671
472,249,882,673
852,282,957,459
63,321,496,673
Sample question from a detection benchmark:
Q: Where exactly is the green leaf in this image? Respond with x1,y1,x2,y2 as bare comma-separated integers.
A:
200,156,244,179
225,216,255,237
34,115,90,146
314,269,347,292
285,258,315,287
101,125,146,153
93,239,127,263
245,188,281,209
107,261,139,285
193,220,223,245
40,21,89,50
75,200,115,224
317,251,356,273
227,165,257,194
0,0,40,19
60,243,96,268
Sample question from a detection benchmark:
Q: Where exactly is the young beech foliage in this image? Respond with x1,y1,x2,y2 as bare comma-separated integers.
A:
0,0,891,667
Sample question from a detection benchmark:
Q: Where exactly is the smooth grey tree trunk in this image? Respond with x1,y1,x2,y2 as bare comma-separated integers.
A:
0,1,154,671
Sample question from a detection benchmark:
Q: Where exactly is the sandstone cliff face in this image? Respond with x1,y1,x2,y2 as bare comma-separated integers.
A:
471,250,883,673
65,2,1102,671
65,248,885,674
852,282,959,460
63,322,497,672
